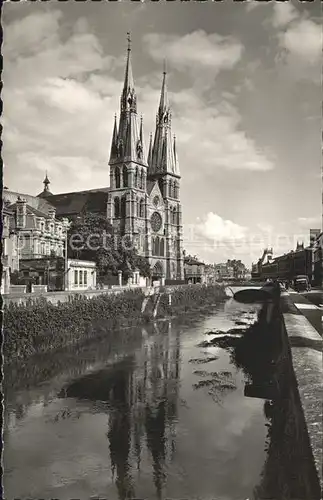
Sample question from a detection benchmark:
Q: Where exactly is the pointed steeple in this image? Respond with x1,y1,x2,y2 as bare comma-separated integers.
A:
149,66,180,179
37,171,53,198
158,60,169,120
109,114,119,162
109,35,147,170
44,171,50,191
120,32,136,115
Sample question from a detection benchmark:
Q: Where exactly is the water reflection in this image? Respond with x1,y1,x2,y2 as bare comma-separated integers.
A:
57,320,181,500
4,303,281,499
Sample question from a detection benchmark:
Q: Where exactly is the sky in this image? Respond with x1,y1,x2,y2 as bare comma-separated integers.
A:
2,0,322,266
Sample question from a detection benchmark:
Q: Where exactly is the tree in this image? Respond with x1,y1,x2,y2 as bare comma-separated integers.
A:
67,213,151,281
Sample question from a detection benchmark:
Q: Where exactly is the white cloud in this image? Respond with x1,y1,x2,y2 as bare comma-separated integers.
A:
143,30,243,74
194,212,247,242
271,4,321,81
281,19,321,65
272,3,299,28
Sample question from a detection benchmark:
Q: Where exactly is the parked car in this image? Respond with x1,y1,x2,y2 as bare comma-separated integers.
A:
293,275,311,292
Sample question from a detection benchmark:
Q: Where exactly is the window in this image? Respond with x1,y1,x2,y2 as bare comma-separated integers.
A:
160,238,165,257
121,196,126,218
135,167,139,188
140,170,144,190
74,270,78,285
115,167,121,188
123,165,128,187
79,270,83,285
169,181,173,198
84,270,87,285
114,197,120,218
139,199,144,218
174,181,179,199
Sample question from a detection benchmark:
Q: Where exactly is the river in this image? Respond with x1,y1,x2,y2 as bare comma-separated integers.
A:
4,300,271,500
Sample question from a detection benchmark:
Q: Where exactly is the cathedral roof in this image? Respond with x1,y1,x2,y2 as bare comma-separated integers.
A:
48,189,109,218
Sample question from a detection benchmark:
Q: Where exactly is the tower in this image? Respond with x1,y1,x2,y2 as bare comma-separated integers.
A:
148,66,184,280
37,172,53,198
107,34,149,255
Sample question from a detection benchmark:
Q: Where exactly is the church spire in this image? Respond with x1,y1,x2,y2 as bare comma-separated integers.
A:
158,60,169,119
149,66,180,179
120,32,136,115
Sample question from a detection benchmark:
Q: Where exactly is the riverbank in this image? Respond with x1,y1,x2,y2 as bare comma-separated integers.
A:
3,283,226,364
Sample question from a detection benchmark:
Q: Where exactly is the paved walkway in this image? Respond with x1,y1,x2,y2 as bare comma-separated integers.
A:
281,290,322,336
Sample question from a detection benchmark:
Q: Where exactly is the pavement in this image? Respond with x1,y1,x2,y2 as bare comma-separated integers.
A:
281,289,323,336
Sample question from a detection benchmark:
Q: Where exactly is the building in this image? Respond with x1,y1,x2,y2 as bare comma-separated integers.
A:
1,205,19,294
251,244,312,282
1,196,70,292
29,37,184,283
184,255,206,284
66,259,97,291
310,230,322,287
6,196,70,261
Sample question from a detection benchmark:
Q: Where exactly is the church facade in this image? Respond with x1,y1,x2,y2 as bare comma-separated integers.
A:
106,40,184,281
27,38,185,282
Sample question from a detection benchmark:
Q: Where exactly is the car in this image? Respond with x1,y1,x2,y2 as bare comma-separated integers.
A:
293,275,311,292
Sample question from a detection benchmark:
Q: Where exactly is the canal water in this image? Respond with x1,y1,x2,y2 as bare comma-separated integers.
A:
4,300,269,500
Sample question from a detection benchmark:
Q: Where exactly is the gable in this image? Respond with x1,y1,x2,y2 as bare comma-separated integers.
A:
148,181,164,205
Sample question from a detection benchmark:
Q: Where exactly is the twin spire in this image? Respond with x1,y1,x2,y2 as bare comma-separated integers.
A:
109,34,180,177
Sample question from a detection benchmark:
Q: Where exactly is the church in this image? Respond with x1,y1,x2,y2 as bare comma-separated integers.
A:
35,37,184,282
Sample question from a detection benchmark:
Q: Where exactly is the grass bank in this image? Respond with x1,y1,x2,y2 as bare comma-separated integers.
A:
4,284,226,364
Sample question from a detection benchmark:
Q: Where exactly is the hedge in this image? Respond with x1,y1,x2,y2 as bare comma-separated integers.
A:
3,284,226,363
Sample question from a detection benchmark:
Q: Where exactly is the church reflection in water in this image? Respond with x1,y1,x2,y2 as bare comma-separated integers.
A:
59,320,181,500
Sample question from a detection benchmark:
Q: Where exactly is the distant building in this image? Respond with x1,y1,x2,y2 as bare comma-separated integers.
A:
184,256,206,284
310,230,322,287
251,243,312,282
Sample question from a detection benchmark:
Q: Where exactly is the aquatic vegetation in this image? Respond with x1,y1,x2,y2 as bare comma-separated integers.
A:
188,356,219,364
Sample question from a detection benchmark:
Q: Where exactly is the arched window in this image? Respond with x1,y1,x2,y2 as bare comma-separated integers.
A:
168,180,173,198
174,181,179,199
152,237,155,256
135,167,139,188
160,238,165,257
172,262,176,277
123,165,128,187
121,195,126,218
140,170,145,190
115,167,120,188
114,197,120,218
155,236,160,256
173,207,177,225
139,199,144,218
135,196,139,217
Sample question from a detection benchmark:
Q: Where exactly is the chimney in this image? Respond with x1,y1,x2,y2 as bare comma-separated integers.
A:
16,196,27,229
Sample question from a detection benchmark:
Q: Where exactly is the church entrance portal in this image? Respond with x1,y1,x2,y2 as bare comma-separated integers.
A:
151,261,163,283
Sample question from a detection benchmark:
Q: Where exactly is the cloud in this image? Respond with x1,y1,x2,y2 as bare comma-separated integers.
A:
194,212,247,242
3,10,274,197
143,30,243,75
272,3,299,28
271,4,321,82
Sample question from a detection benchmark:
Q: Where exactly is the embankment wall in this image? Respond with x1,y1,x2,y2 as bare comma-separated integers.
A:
3,284,226,364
